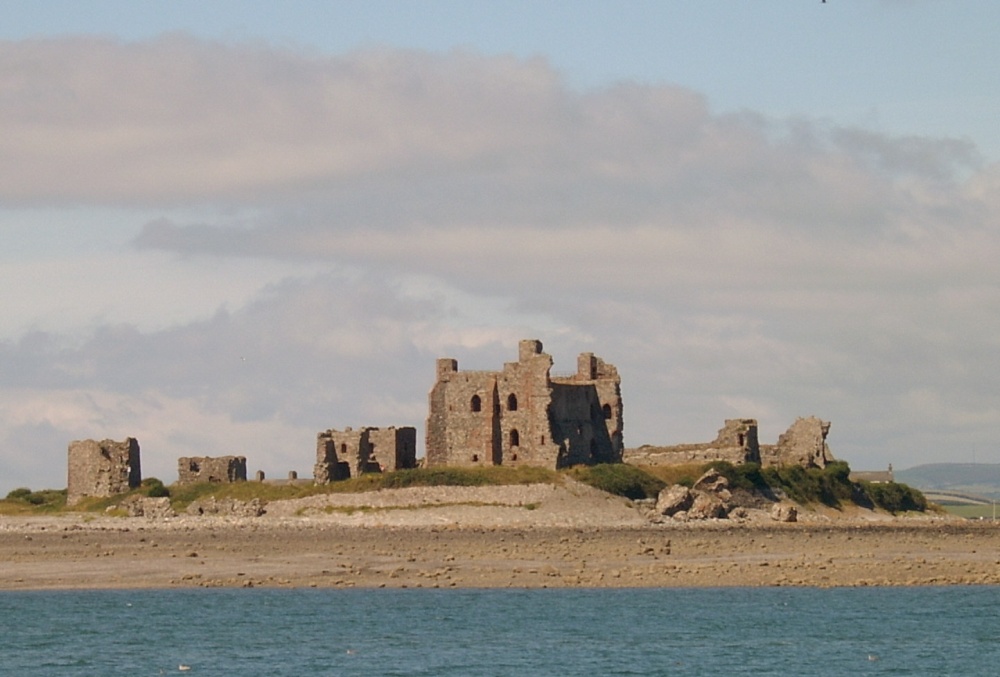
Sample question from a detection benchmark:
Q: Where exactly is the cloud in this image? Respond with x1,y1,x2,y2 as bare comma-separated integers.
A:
3,35,1000,490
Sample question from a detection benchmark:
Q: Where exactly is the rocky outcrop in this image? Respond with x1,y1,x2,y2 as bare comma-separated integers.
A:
655,485,694,516
655,470,734,521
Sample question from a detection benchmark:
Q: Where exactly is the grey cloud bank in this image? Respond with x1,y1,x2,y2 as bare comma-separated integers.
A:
2,36,999,492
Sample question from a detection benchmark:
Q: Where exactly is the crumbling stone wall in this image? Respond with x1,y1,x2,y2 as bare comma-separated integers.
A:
67,437,141,506
177,455,247,484
626,417,836,469
760,416,833,468
367,427,417,472
426,339,623,469
624,419,760,466
314,426,416,483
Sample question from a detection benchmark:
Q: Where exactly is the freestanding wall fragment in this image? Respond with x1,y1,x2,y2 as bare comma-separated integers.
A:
760,417,834,468
67,437,141,506
177,456,248,484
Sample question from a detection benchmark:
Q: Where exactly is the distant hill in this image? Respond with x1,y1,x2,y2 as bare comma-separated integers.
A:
895,463,1000,500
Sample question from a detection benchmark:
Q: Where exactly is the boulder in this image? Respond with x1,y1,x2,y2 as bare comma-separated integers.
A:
656,485,694,516
770,503,798,522
688,492,728,519
693,469,733,502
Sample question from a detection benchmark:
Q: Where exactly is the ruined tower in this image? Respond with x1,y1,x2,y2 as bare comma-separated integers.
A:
66,437,141,505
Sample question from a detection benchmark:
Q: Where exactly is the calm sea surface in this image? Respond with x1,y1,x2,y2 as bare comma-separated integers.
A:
1,587,998,676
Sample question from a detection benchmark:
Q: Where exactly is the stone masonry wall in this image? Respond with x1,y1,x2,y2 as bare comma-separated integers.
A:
67,437,141,506
314,426,417,482
625,417,836,469
760,416,833,468
177,455,247,484
624,419,760,467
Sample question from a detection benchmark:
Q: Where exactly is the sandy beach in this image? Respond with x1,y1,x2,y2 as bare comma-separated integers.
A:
2,482,998,590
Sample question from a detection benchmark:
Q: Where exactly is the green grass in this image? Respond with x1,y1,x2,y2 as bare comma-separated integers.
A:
0,487,67,514
2,460,931,515
64,465,562,512
940,504,999,520
566,463,666,500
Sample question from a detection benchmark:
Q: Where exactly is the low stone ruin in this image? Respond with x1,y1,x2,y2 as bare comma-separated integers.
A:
177,455,248,484
315,426,417,482
185,496,265,517
625,419,760,467
625,416,835,470
67,437,142,506
119,495,176,519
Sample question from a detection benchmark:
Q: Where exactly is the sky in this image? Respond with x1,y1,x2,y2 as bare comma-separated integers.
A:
2,1,1000,493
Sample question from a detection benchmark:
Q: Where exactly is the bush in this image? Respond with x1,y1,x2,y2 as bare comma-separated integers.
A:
863,481,928,514
140,477,170,498
6,487,33,502
568,463,665,500
705,461,769,492
2,487,67,511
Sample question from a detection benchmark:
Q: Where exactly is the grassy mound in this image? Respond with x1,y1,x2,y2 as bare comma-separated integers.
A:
567,463,665,500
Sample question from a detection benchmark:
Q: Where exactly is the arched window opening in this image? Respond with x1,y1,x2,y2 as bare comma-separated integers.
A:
340,443,347,455
510,429,520,447
602,403,612,420
472,454,479,462
507,393,518,411
471,394,482,412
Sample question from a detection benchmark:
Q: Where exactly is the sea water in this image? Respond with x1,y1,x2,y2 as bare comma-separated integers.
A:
1,587,998,676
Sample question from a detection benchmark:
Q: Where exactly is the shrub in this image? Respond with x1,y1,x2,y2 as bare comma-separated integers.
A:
863,481,928,514
705,461,769,492
140,477,170,498
1,487,67,511
567,463,665,500
6,487,33,502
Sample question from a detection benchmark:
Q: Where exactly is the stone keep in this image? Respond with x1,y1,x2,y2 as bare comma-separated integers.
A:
67,437,141,505
426,339,623,469
177,456,248,484
314,426,417,482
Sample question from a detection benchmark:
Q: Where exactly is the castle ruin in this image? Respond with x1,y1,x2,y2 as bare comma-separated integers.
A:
426,339,623,469
314,426,417,482
177,455,248,484
624,419,760,466
66,437,141,506
625,416,834,469
760,416,833,468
